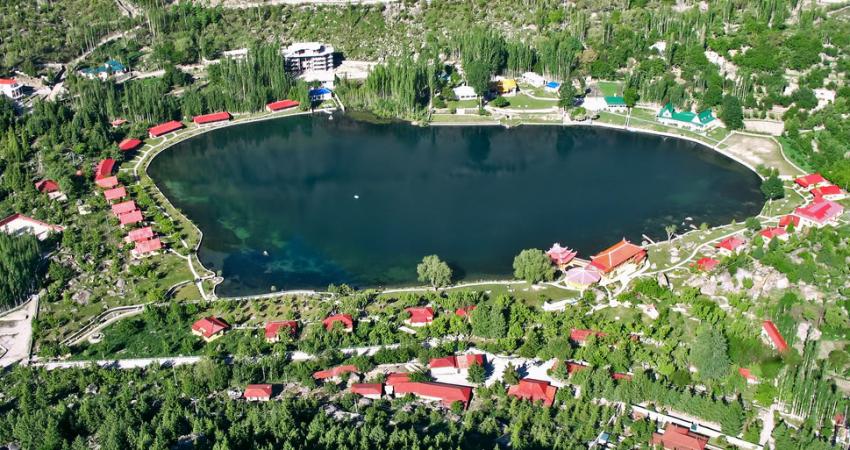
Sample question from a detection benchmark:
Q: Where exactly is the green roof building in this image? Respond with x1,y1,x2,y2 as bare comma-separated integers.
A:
604,96,627,106
657,103,718,130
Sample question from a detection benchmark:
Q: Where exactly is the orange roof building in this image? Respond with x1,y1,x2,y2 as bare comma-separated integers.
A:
392,381,473,408
243,384,273,401
350,383,383,399
588,239,646,274
650,423,708,450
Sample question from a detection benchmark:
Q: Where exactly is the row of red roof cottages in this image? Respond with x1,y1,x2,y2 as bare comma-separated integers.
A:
144,100,299,138
94,158,162,257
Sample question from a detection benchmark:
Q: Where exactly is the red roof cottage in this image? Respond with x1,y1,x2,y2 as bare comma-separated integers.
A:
148,120,184,138
794,173,827,189
103,186,127,202
762,320,789,352
323,314,354,332
243,384,273,401
118,138,143,152
132,237,162,257
715,236,746,255
94,158,116,180
313,364,359,381
35,179,60,194
810,184,845,200
118,209,143,226
392,381,473,408
266,99,300,112
650,423,709,450
350,383,383,399
694,257,719,271
455,305,476,318
795,198,845,228
569,328,606,345
111,200,137,216
404,307,434,326
191,316,229,341
193,112,232,125
588,239,646,275
429,354,485,375
759,227,788,243
126,226,155,243
779,214,800,228
96,176,119,189
264,320,298,343
507,378,557,407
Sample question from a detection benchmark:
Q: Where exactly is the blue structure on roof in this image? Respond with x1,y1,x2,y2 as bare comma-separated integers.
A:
309,87,333,102
80,60,127,77
545,81,561,89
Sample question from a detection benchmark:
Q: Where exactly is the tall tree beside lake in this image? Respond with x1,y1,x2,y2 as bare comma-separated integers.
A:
720,95,744,130
417,255,452,289
512,249,554,284
690,327,731,382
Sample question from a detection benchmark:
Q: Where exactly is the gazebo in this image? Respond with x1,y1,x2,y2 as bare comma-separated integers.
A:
563,267,601,290
546,243,577,267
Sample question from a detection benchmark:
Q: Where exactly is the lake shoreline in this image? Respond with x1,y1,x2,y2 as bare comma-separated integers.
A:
141,109,774,299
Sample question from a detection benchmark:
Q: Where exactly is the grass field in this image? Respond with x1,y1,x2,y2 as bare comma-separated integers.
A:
597,81,621,97
501,94,559,110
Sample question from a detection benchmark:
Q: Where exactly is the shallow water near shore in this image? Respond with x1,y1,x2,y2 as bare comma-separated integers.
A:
148,113,762,296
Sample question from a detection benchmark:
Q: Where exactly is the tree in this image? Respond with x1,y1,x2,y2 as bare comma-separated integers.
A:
719,95,744,130
761,175,785,200
464,60,491,108
690,328,731,381
512,249,554,284
417,255,452,289
623,87,639,108
558,82,577,110
467,363,486,384
491,96,509,107
503,362,520,384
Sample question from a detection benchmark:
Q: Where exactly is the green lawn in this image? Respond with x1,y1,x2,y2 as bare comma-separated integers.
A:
500,94,559,110
597,81,621,97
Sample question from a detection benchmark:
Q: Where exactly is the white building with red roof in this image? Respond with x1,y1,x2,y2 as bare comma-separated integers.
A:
795,198,845,228
148,120,184,138
111,200,137,216
715,236,746,255
810,184,846,200
0,78,24,100
391,381,473,408
507,378,557,407
762,320,789,352
125,226,155,243
759,226,788,243
35,179,66,201
193,112,231,125
191,316,229,342
779,214,800,229
264,320,298,342
404,307,434,326
95,176,119,189
243,384,273,401
350,383,383,399
0,213,64,241
94,158,116,180
266,99,300,112
118,209,143,227
428,354,485,376
132,237,162,257
118,138,143,152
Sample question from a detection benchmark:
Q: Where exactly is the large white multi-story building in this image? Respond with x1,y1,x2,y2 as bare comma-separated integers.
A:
283,42,335,73
0,78,24,100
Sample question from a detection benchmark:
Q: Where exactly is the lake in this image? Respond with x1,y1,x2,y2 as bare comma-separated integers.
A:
148,114,763,296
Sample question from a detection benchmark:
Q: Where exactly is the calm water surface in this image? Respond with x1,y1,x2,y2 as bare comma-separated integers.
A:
148,114,762,295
